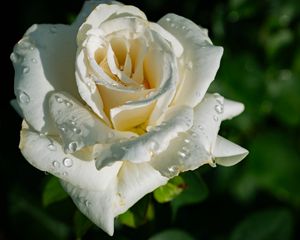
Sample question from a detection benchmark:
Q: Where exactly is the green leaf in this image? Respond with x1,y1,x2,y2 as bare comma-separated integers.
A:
230,209,294,240
118,195,154,228
73,210,93,239
149,229,195,240
42,176,68,207
171,172,208,216
153,176,185,203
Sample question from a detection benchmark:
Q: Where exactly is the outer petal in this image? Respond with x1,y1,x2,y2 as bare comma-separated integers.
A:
158,14,223,107
60,162,167,236
12,24,79,133
61,180,117,236
222,98,245,120
213,136,248,166
48,92,136,154
115,162,168,214
20,122,122,191
151,93,247,176
95,105,193,169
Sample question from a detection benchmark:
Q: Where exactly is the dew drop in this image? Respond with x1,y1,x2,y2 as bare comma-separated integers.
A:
60,126,66,132
62,172,68,176
184,138,191,143
52,161,60,168
50,26,57,34
182,25,186,30
165,17,171,22
17,90,30,104
108,132,115,139
73,127,81,134
150,140,159,152
214,104,224,114
170,23,175,27
68,142,78,152
70,120,76,126
213,115,219,121
191,132,198,138
48,143,56,151
55,96,63,103
22,66,30,74
30,46,35,51
178,150,187,158
85,200,90,207
65,101,73,107
10,53,18,62
63,157,73,167
31,58,37,64
195,91,201,97
186,61,193,70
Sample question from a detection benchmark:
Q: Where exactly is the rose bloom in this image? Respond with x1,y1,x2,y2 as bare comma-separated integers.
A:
11,0,248,235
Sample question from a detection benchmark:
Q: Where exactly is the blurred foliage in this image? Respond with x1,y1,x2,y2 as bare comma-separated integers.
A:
2,0,300,239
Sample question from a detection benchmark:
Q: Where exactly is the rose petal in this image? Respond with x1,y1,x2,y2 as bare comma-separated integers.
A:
158,13,223,108
12,24,79,133
95,105,193,169
48,92,136,154
213,135,248,166
10,99,23,117
222,98,245,120
60,179,116,236
20,122,122,191
60,161,168,236
115,162,168,214
77,3,147,46
151,94,247,176
76,49,111,124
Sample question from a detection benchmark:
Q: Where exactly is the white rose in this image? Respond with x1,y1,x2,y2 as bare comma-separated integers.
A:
11,0,248,235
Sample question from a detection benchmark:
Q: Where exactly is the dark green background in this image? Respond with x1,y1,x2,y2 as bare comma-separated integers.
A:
1,0,300,239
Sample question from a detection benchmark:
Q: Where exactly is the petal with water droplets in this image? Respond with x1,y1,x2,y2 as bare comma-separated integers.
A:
12,23,79,133
48,92,136,154
95,105,193,169
158,13,223,108
19,123,122,191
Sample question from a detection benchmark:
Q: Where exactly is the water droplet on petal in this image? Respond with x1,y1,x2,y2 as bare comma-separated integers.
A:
184,138,191,143
62,172,68,176
178,150,186,158
215,104,224,114
108,132,115,139
73,127,81,134
182,25,186,29
10,53,18,62
186,61,193,70
17,90,30,104
165,17,171,22
31,58,37,64
55,96,63,103
63,158,73,167
60,126,66,132
50,26,57,34
68,142,78,152
48,143,56,151
65,101,73,107
85,200,90,207
52,161,60,168
191,132,198,138
150,140,159,152
22,66,30,74
70,120,76,126
170,23,175,27
213,115,219,121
